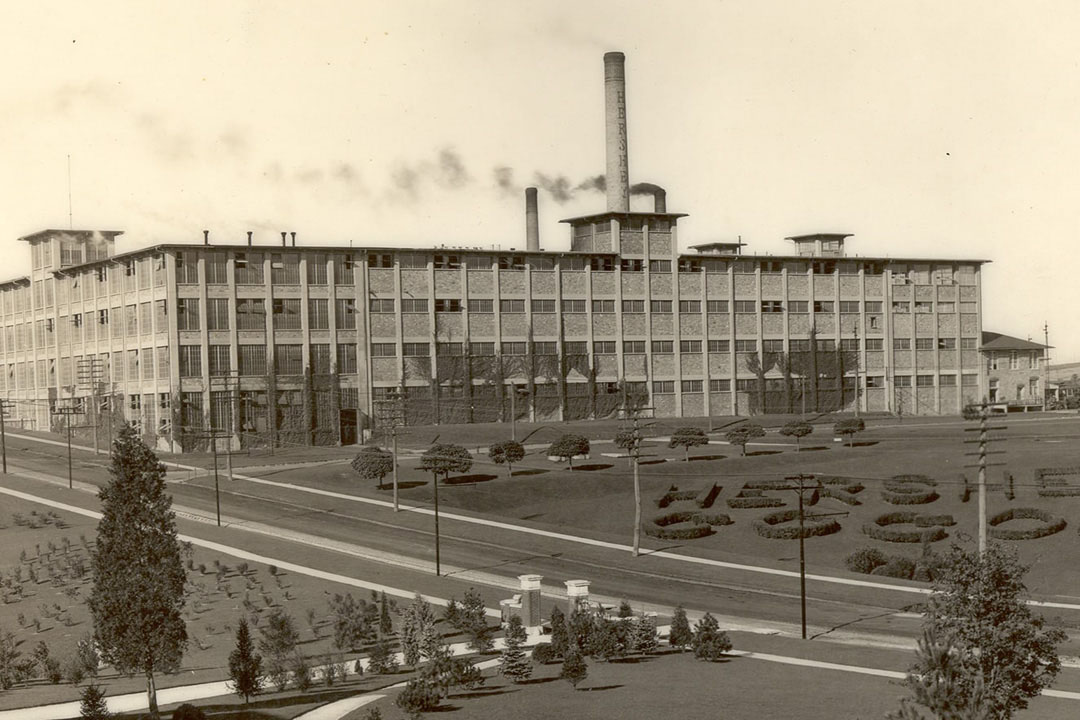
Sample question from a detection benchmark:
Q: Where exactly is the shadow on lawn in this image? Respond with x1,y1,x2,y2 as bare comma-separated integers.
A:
388,480,428,490
519,676,561,685
569,463,613,472
638,459,667,466
511,468,549,477
798,446,830,452
849,441,880,448
445,473,498,485
580,684,624,692
746,450,781,457
451,687,520,700
689,455,727,462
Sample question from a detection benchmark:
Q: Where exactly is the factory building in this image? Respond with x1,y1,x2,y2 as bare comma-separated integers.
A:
0,52,988,450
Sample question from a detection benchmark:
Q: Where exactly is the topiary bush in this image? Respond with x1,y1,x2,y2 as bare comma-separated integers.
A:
914,514,956,528
657,490,699,508
644,524,714,540
870,556,916,580
753,509,841,539
726,488,785,509
988,507,1067,540
862,512,948,543
845,547,889,574
821,485,864,506
532,643,556,665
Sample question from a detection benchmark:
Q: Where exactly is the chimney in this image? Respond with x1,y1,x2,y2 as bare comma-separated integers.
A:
604,51,630,213
246,231,253,247
203,230,209,246
290,231,297,247
281,231,287,247
525,187,540,252
653,188,667,214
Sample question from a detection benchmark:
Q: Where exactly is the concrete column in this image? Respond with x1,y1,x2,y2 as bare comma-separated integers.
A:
565,579,590,614
519,574,543,630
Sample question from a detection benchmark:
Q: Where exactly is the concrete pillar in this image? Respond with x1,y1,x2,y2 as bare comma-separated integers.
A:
519,574,542,629
565,579,590,614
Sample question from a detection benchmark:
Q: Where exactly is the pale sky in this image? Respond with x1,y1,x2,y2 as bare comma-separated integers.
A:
2,1,1077,358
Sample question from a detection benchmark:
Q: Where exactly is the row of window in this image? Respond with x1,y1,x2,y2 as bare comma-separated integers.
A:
176,298,360,331
364,298,976,315
178,344,360,377
651,374,978,394
176,252,357,286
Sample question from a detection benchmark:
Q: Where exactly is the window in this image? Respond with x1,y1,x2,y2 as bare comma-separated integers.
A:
437,342,463,356
398,253,427,269
735,379,756,392
307,299,329,330
734,300,756,313
565,341,587,355
208,298,230,331
866,375,885,388
401,298,428,313
939,374,957,387
962,373,978,386
208,345,231,377
367,253,393,269
529,256,555,270
681,380,703,393
337,345,358,373
561,299,587,313
534,342,557,355
179,346,202,377
434,298,461,313
651,300,673,313
960,302,977,313
915,338,934,350
680,340,702,353
589,256,614,272
236,298,266,330
915,302,933,314
620,259,644,272
270,254,300,284
762,339,784,353
811,260,836,274
840,339,859,351
125,305,138,335
469,342,494,356
371,343,396,357
760,260,783,273
865,338,883,351
813,300,834,313
710,379,731,392
761,301,783,314
273,344,303,374
334,255,355,285
594,341,616,354
937,302,955,313
592,299,615,313
706,300,729,313
531,299,556,313
498,255,525,270
501,342,526,355
894,338,911,350
176,253,199,284
708,340,730,352
789,339,810,352
1009,352,1019,370
653,381,675,394
735,339,756,352
272,299,301,329
234,252,264,284
678,300,701,313
369,298,395,313
816,339,835,351
895,375,912,388
467,299,493,313
206,254,228,284
651,340,674,354
788,301,808,313
677,258,702,273
864,301,883,313
464,255,491,269
623,340,646,354
335,299,357,328
433,254,461,269
402,343,430,357
648,260,671,273
500,299,525,313
961,337,977,350
561,256,587,271
916,374,935,387
938,337,956,350
622,299,645,313
892,301,911,313
177,298,200,331
839,301,860,313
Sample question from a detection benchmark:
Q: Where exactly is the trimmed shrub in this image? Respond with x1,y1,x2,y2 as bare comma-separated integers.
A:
697,513,733,527
845,547,889,574
753,509,841,540
881,489,939,505
1036,487,1080,498
727,496,785,509
645,524,714,540
988,508,1067,540
657,490,699,508
741,479,789,491
870,556,916,580
914,514,956,527
821,486,863,506
862,512,948,543
696,484,723,509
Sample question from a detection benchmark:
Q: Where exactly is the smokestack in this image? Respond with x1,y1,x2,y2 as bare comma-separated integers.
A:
604,51,630,213
525,187,540,252
247,231,252,247
281,231,287,247
290,231,296,247
203,230,209,246
654,188,667,214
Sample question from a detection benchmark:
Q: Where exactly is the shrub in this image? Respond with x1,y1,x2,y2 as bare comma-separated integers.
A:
779,421,814,450
833,418,865,446
862,513,948,543
821,486,862,506
726,495,785,509
691,613,731,662
350,447,395,489
696,484,723,509
753,509,842,539
489,440,525,478
531,643,556,665
915,514,956,527
845,547,889,574
171,705,207,720
881,489,939,505
669,427,709,461
291,653,312,692
653,511,697,527
870,556,916,580
396,677,441,714
644,523,714,540
724,423,765,456
548,434,591,468
988,508,1067,540
697,513,733,526
656,490,698,508
1036,487,1080,497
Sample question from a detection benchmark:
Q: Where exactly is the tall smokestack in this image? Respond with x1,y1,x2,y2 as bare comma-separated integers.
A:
653,188,666,214
525,187,540,252
203,230,209,246
604,51,630,213
247,231,253,247
290,231,296,247
281,231,287,247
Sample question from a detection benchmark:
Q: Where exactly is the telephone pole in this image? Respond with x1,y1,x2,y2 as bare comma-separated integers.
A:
76,357,105,454
375,388,405,512
632,415,642,556
0,399,9,474
963,403,1007,554
52,403,80,489
1044,322,1051,409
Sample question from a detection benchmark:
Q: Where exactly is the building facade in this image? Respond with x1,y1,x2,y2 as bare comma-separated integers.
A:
980,331,1047,411
0,224,987,450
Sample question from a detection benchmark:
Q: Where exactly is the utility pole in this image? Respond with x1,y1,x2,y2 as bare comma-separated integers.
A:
1044,322,1051,409
963,403,1006,554
0,399,8,474
782,474,846,640
632,415,641,556
194,431,227,527
433,467,441,576
375,389,405,512
853,319,861,418
52,404,79,489
76,357,105,455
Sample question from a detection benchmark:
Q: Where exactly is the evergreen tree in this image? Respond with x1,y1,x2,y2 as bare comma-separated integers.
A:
79,683,112,720
227,617,262,704
631,614,659,656
549,606,569,659
498,616,532,683
257,610,300,691
889,627,992,720
396,677,440,716
379,592,393,637
422,644,484,698
668,605,692,651
459,587,494,652
568,606,595,655
617,599,634,618
400,594,440,667
560,645,588,690
692,613,732,662
88,424,187,717
591,616,626,661
367,638,398,675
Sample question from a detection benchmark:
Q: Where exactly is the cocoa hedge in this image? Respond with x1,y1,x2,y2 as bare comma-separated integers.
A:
987,507,1066,540
862,512,948,543
753,509,842,540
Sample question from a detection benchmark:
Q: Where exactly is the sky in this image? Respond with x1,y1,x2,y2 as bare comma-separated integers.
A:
2,1,1077,358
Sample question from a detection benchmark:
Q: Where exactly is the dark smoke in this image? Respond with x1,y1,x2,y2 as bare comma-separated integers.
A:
436,148,469,188
630,182,664,195
493,166,519,196
533,172,574,203
576,175,606,193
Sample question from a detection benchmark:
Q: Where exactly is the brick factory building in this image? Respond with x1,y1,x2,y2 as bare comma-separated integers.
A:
0,53,991,450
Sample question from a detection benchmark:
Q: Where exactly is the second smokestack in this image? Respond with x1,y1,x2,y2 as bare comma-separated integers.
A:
604,51,630,213
525,187,540,252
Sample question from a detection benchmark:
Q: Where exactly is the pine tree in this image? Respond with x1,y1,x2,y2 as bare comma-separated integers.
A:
499,616,532,683
631,614,659,656
889,627,992,720
400,594,439,667
227,617,262,704
79,683,112,720
379,591,393,637
258,610,300,691
88,424,187,717
367,638,398,675
617,599,634,618
560,645,588,690
459,588,494,652
668,605,692,651
568,606,595,656
549,606,569,659
692,613,732,662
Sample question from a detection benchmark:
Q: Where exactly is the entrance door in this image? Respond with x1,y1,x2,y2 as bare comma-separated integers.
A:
339,409,358,445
